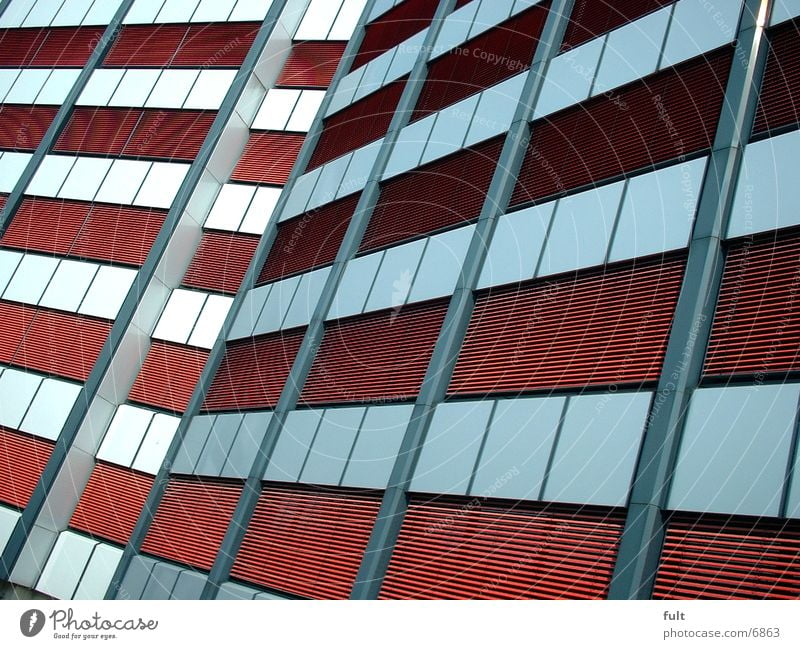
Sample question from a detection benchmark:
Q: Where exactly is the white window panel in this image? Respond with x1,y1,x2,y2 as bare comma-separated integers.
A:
468,0,514,40
108,69,160,107
145,70,199,109
229,0,273,21
286,90,325,131
205,183,256,231
95,159,152,204
433,0,478,57
58,156,112,201
534,38,602,119
253,274,302,334
295,0,342,39
772,0,800,25
25,155,75,197
2,254,59,304
329,0,367,40
73,542,123,600
660,0,742,68
5,68,50,103
238,186,281,234
183,70,235,110
409,225,474,303
0,368,41,429
364,238,426,313
39,259,98,312
327,252,381,319
36,532,96,600
0,506,21,554
0,69,22,102
466,73,525,147
53,0,97,26
122,0,166,24
132,413,180,474
326,65,364,116
0,152,32,192
21,0,62,26
282,266,330,330
77,69,124,106
97,404,154,467
153,289,207,344
20,378,82,441
353,50,394,102
187,294,233,348
478,201,554,289
384,114,436,179
0,250,23,296
669,384,800,517
78,265,136,319
422,94,480,164
0,0,36,27
192,0,236,22
36,68,81,104
253,88,301,131
83,0,125,24
156,0,199,23
134,161,189,208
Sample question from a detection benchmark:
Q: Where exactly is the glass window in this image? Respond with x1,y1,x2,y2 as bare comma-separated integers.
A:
239,186,281,234
384,114,436,179
325,66,365,116
77,69,124,106
192,0,236,22
592,7,670,96
58,156,112,201
228,283,271,340
221,410,270,479
661,0,742,68
0,250,23,296
97,405,153,467
169,569,206,600
353,50,395,103
264,409,321,481
327,251,382,320
669,384,800,517
0,0,36,27
153,289,207,344
308,153,352,210
786,427,800,519
0,152,32,193
95,160,152,205
286,90,325,131
3,254,59,304
409,225,474,303
39,259,98,312
368,0,394,22
295,0,342,39
108,69,160,107
253,274,302,334
36,532,96,600
364,238,426,312
433,1,479,57
145,70,199,109
73,543,122,600
187,294,233,348
205,183,255,231
470,396,565,500
282,266,330,330
279,167,321,220
610,158,705,262
543,392,652,506
195,412,241,476
386,28,426,81
329,0,367,39
155,0,198,22
183,70,236,110
0,69,21,102
468,0,514,39
171,415,214,474
0,368,41,429
466,73,525,147
538,180,624,277
533,38,603,119
78,265,137,319
342,404,412,488
141,562,182,599
26,155,75,197
0,506,21,554
216,581,260,600
83,0,125,24
133,161,189,208
229,0,273,21
253,88,301,131
422,94,480,164
36,69,81,104
21,378,81,440
122,0,166,24
411,401,494,495
132,413,179,474
22,0,61,26
772,0,800,25
338,139,380,197
300,407,365,485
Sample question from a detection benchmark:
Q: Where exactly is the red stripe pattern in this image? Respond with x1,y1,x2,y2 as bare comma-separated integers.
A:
561,0,676,51
753,20,800,135
0,26,103,67
70,462,155,546
277,41,346,88
511,49,732,207
230,132,305,185
231,485,382,598
301,300,449,406
704,231,800,377
202,329,306,412
0,427,54,509
0,105,57,151
141,477,243,571
449,256,685,396
128,341,210,413
380,498,626,599
654,513,800,599
360,136,503,252
181,231,260,294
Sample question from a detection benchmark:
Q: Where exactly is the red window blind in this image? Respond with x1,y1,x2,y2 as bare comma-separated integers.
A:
0,427,54,509
449,255,685,396
128,341,209,413
202,329,306,412
257,193,359,283
653,513,800,599
55,108,215,161
230,132,305,185
181,231,260,294
561,0,676,51
1,197,88,254
0,105,57,151
141,477,243,571
301,299,448,406
231,485,381,599
361,136,503,253
307,76,407,170
412,4,550,120
277,41,346,88
704,230,800,377
753,20,800,135
511,48,732,208
0,302,112,382
104,23,259,67
0,26,102,67
380,497,626,599
70,462,154,546
352,0,439,69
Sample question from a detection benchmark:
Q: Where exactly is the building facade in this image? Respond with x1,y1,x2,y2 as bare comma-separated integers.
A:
1,0,799,600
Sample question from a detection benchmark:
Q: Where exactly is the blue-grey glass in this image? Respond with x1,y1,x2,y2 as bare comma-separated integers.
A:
283,266,331,330
466,72,525,146
432,1,478,57
364,238,426,312
410,401,494,495
785,430,800,519
533,38,603,119
253,274,301,335
279,166,321,221
327,252,382,319
669,384,800,517
384,114,435,180
771,0,800,25
469,0,514,39
353,49,394,102
386,28,426,81
195,413,242,477
422,94,480,164
216,582,260,600
660,0,742,68
36,532,95,600
171,415,215,474
409,225,474,303
170,570,207,600
308,153,352,210
343,404,413,488
223,411,272,479
0,368,41,429
228,284,271,340
300,407,365,485
264,410,321,482
326,65,365,116
470,396,565,500
115,556,157,600
141,562,182,601
543,392,652,506
339,139,381,197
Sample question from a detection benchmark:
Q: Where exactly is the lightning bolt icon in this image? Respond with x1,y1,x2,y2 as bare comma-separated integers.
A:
28,611,38,633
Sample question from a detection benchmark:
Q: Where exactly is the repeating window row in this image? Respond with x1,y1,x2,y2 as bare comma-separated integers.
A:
204,183,281,233
0,68,80,105
153,289,233,348
78,68,234,109
0,0,124,27
26,155,189,209
0,365,81,441
114,555,216,600
294,0,367,41
36,532,121,600
0,250,136,319
0,26,104,67
121,0,274,24
252,88,324,132
96,404,180,474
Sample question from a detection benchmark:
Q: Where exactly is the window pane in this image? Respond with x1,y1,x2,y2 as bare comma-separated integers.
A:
58,156,112,201
5,69,49,103
133,162,189,208
364,238,426,312
77,69,124,106
171,415,215,474
21,378,82,440
384,114,436,179
95,160,152,204
184,70,236,110
253,275,302,334
282,266,330,330
0,250,23,296
661,0,741,68
36,532,96,600
153,289,207,344
204,183,255,231
286,90,325,131
187,294,233,348
422,94,480,164
253,88,300,131
409,225,474,303
36,69,82,104
533,38,603,119
239,186,281,234
108,69,160,107
327,252,382,319
132,413,179,474
145,70,199,109
3,254,59,304
78,265,137,319
39,259,98,312
195,412,241,476
0,368,41,429
26,155,75,196
264,409,321,481
222,411,270,477
97,405,154,467
300,407,365,485
342,404,412,488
